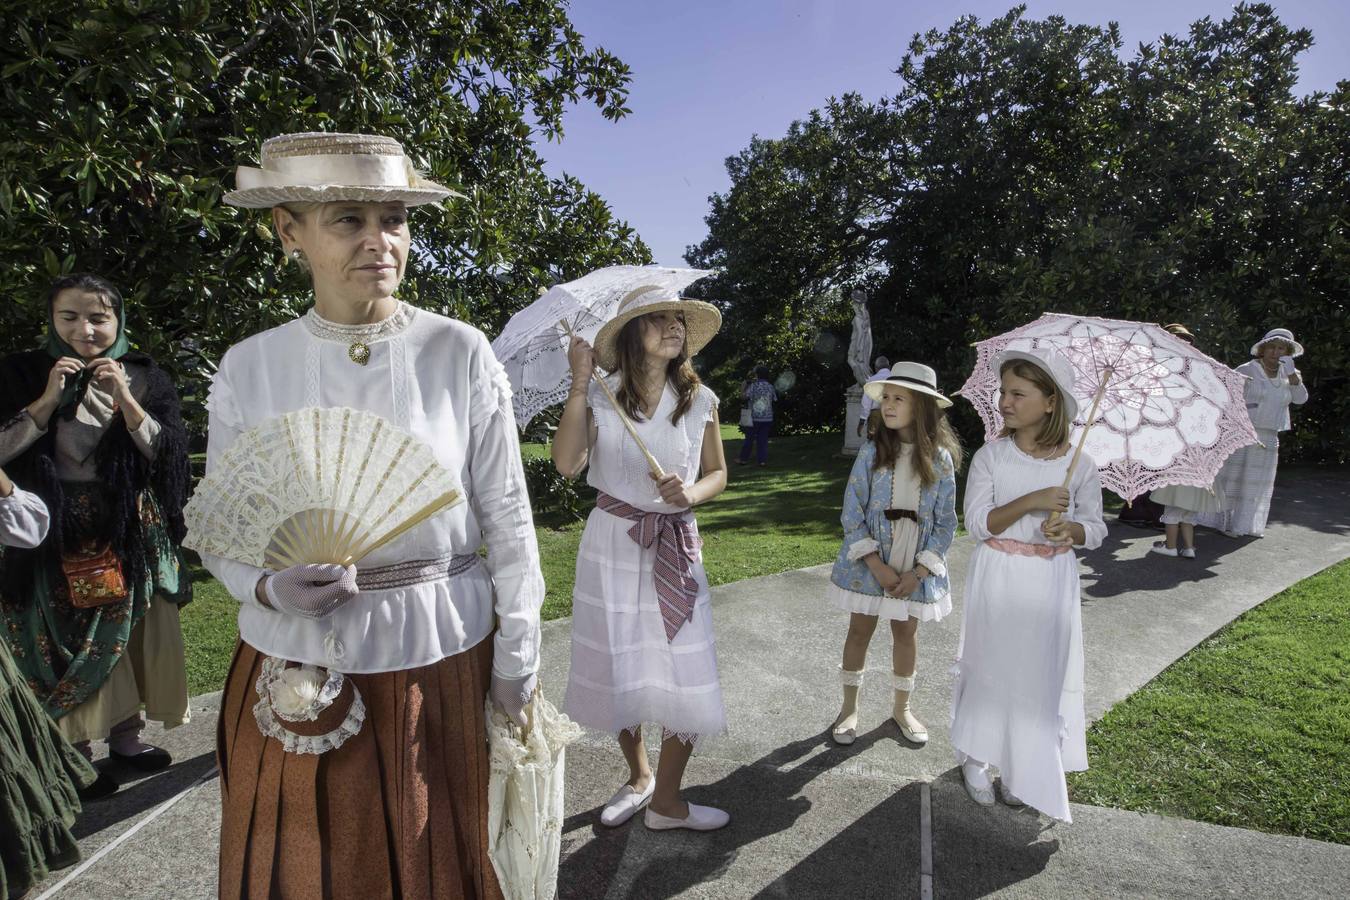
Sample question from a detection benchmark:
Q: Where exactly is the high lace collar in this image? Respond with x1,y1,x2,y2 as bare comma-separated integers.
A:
303,301,414,344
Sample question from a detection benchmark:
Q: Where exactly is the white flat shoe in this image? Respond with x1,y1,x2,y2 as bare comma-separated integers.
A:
962,763,995,807
1150,542,1179,557
599,779,654,827
830,716,857,746
644,802,730,832
1179,547,1196,559
894,709,928,745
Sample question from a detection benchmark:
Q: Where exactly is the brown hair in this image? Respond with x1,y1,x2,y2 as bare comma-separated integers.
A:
613,313,701,424
873,387,964,485
998,360,1070,449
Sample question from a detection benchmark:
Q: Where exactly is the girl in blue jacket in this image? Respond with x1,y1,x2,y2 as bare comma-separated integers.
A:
827,363,962,746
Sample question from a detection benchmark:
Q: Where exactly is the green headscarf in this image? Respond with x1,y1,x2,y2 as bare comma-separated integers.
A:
44,274,131,419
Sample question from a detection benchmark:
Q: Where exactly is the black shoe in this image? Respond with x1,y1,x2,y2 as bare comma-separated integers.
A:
110,745,173,772
77,769,120,802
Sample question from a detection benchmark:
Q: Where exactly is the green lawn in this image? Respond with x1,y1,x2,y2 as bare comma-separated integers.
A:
1068,558,1350,845
180,427,858,695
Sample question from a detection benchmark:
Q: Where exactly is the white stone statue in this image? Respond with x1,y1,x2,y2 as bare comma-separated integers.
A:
847,289,873,387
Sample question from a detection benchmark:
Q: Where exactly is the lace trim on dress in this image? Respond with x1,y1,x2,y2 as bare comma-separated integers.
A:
303,301,414,344
252,656,366,755
619,722,701,748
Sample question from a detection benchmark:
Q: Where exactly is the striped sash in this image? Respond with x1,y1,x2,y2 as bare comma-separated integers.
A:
596,492,702,642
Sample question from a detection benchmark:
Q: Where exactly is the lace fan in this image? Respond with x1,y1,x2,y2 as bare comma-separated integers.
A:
184,407,462,568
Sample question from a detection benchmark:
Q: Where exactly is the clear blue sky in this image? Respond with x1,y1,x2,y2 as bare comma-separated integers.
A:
539,1,1348,266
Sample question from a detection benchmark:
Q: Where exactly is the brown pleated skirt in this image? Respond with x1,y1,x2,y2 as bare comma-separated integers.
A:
216,638,503,900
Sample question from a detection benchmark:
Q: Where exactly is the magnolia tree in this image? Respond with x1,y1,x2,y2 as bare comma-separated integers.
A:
690,4,1348,459
0,0,651,436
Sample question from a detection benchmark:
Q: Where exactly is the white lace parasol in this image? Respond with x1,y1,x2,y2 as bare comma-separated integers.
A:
183,407,463,568
491,265,714,428
957,313,1259,501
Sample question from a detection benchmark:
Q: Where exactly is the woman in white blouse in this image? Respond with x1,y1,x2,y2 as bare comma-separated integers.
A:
1198,328,1309,537
204,133,543,900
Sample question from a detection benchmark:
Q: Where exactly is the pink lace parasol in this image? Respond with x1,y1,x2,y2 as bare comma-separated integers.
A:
957,313,1259,501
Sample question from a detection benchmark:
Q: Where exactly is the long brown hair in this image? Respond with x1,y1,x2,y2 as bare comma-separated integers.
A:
613,313,701,424
998,360,1070,449
873,387,964,485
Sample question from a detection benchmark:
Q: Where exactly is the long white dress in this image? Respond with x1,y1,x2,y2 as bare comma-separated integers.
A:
564,376,726,741
1196,360,1308,537
950,437,1106,822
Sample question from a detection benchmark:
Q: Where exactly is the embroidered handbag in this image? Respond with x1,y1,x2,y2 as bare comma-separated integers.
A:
738,407,753,428
62,544,129,608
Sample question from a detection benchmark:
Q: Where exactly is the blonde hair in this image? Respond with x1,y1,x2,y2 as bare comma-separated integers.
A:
873,387,964,484
998,360,1070,449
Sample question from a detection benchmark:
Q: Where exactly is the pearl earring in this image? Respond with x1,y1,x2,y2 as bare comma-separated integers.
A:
290,249,304,261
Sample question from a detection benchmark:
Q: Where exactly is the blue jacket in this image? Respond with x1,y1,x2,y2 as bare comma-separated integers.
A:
828,440,958,605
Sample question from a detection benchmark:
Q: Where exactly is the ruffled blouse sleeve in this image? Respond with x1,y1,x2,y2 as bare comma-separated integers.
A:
465,331,544,679
0,485,50,549
198,349,272,609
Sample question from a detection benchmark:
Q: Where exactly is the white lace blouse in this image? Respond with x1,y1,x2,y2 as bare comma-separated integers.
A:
200,303,544,677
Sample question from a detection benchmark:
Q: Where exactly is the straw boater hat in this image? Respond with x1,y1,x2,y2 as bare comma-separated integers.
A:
863,361,953,408
592,286,722,372
1250,327,1303,358
223,132,462,208
992,347,1080,421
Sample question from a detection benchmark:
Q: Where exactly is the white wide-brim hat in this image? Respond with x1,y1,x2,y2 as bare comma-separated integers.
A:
992,348,1080,421
1250,327,1303,358
863,361,952,408
592,286,722,372
224,132,463,208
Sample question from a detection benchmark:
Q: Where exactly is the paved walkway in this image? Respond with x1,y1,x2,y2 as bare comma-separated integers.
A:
30,467,1350,899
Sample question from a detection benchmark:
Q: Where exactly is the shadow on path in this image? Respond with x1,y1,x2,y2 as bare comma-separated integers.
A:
559,724,927,899
73,751,218,839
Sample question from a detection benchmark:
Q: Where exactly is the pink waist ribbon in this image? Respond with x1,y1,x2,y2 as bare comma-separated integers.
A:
983,537,1072,558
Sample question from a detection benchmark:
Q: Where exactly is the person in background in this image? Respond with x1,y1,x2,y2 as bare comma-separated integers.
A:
737,365,777,467
1,466,101,900
1197,327,1309,537
0,273,192,802
857,355,891,439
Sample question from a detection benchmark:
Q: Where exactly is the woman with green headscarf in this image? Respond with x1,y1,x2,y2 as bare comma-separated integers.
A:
0,273,192,800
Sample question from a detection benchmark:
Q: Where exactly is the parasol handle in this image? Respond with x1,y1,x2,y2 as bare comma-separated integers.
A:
559,318,667,480
1048,373,1111,525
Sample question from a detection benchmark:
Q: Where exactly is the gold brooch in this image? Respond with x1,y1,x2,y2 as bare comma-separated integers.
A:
349,342,371,365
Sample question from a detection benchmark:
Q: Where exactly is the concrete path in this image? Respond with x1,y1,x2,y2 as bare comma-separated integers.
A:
29,468,1350,899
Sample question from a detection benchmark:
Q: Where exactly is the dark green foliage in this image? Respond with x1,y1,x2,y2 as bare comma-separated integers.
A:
521,455,593,525
0,0,650,436
690,4,1348,460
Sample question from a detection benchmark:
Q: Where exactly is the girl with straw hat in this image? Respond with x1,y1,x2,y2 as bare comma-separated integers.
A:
551,285,732,832
205,132,542,899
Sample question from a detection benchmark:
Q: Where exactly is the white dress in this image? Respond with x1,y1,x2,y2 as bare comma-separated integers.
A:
950,438,1106,822
201,303,543,678
1196,360,1308,537
564,376,726,740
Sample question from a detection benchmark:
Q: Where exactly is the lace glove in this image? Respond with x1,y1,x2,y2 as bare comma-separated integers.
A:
263,564,359,619
490,671,538,727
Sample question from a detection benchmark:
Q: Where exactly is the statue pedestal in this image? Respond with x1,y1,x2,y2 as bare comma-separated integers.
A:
842,384,864,456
